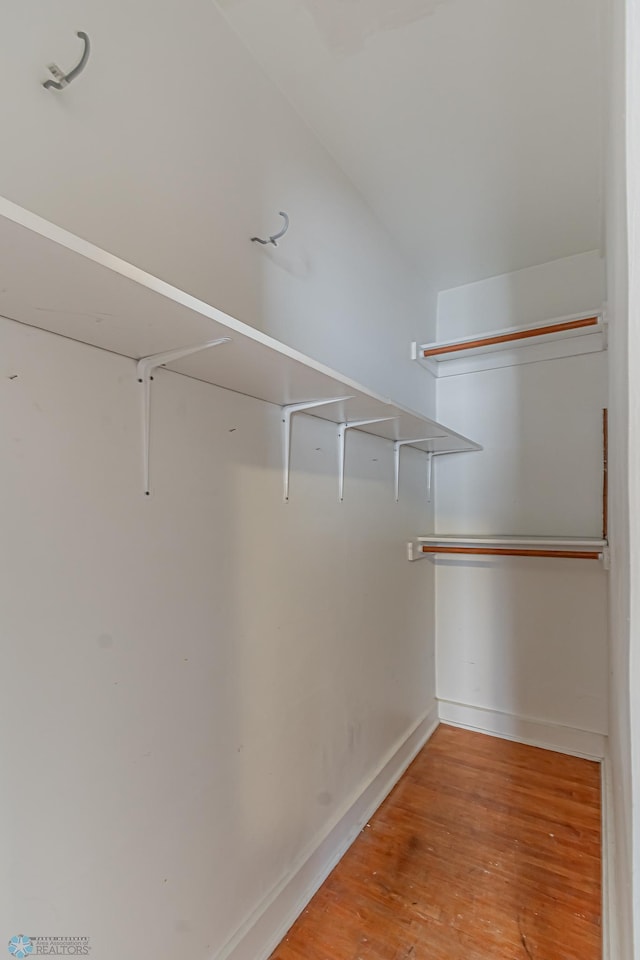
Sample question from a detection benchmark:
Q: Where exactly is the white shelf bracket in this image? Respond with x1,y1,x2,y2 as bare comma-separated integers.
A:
394,438,442,502
407,540,430,562
337,418,396,501
282,397,353,502
602,546,611,570
426,452,434,503
423,447,475,502
137,338,231,494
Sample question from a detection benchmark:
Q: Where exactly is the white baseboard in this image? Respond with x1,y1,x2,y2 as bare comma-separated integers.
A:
438,699,606,760
217,703,440,960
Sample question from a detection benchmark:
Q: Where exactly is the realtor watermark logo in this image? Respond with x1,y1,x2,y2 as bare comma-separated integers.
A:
8,938,90,957
8,938,32,959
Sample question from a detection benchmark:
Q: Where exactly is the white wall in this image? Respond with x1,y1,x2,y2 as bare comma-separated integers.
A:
0,0,434,415
214,0,604,293
437,250,604,340
0,3,439,959
0,318,436,960
434,254,609,744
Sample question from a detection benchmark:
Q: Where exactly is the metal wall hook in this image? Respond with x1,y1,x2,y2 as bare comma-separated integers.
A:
43,31,91,90
251,211,289,246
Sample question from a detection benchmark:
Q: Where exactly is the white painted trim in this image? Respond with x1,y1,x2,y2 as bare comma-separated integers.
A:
437,699,606,760
217,703,440,960
602,754,618,960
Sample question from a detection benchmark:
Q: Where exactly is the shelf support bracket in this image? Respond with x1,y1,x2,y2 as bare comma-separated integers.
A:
337,418,396,501
421,446,476,504
282,397,353,502
407,540,430,562
426,452,434,503
137,338,231,494
394,438,442,502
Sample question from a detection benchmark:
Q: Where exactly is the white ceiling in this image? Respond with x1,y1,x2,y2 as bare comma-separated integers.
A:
213,0,604,292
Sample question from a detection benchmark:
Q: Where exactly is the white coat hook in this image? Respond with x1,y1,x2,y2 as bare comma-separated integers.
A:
43,31,91,90
337,419,396,501
251,212,290,247
282,397,353,502
137,338,231,495
394,438,442,502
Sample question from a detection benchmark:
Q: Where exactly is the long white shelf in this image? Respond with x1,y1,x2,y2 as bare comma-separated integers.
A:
412,312,606,377
0,197,480,497
407,535,609,564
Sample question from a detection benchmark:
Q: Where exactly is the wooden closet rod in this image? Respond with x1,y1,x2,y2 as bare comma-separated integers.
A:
422,316,599,358
420,546,602,560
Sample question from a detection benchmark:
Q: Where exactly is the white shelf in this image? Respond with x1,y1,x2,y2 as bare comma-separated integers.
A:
417,535,607,547
412,312,606,377
0,197,480,496
407,535,609,564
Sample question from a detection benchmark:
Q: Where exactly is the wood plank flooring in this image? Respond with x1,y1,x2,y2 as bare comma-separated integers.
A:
269,725,601,960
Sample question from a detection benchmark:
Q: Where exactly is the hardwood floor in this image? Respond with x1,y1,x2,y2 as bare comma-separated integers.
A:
269,725,601,960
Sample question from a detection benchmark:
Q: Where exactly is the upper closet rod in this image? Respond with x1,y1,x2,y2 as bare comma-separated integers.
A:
421,316,600,359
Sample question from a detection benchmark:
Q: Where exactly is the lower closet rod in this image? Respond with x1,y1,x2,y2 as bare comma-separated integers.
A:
420,546,602,560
